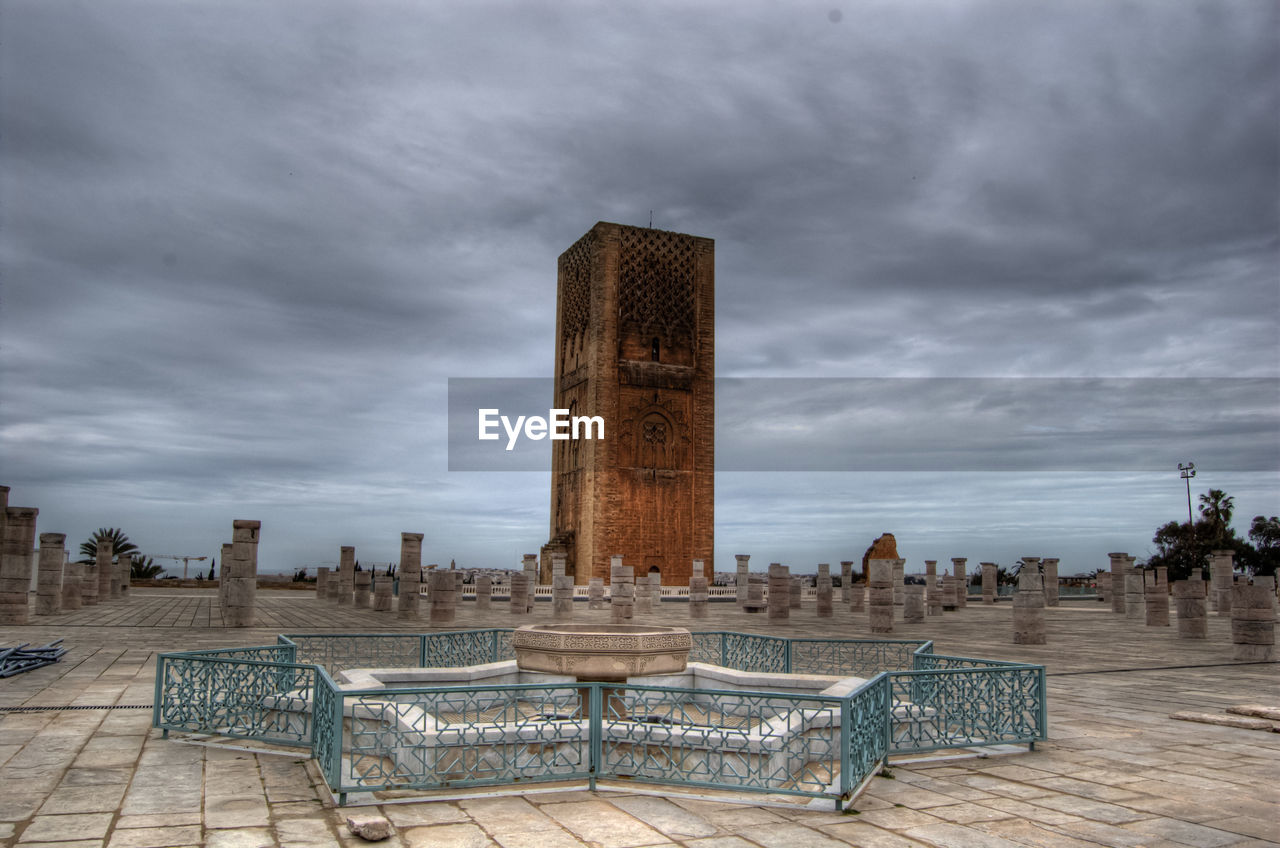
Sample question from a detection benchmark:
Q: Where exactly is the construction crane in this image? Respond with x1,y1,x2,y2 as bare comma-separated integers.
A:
147,554,208,579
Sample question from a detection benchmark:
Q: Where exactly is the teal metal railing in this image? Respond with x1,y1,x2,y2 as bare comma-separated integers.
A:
154,629,1045,807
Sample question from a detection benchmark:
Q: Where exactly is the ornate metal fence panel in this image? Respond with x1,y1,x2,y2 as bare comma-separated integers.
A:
886,666,1045,753
331,683,590,795
720,632,788,673
600,684,845,801
789,639,932,677
845,675,890,794
913,653,1012,671
311,669,342,788
421,629,511,668
689,631,726,666
280,634,421,677
153,654,316,747
185,644,298,664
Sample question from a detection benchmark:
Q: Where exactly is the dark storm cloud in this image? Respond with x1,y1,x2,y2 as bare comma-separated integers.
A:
1,0,1275,571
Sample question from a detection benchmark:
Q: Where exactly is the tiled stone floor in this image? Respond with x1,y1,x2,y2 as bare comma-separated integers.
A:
1,589,1277,847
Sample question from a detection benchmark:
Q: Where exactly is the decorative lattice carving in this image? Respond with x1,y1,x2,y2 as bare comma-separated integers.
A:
619,229,696,336
560,232,594,339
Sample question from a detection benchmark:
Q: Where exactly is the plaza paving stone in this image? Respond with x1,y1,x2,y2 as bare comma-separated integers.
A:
0,588,1276,847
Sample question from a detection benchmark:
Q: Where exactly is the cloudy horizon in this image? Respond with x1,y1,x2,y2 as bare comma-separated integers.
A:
2,0,1276,576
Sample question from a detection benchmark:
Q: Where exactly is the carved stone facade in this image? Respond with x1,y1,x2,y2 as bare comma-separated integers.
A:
549,223,715,586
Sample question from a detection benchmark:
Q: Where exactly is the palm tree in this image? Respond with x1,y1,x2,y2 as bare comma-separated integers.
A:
1198,489,1235,541
78,528,139,564
130,557,165,579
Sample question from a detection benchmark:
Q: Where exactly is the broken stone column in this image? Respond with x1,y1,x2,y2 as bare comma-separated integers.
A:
942,571,958,611
1231,583,1274,661
373,572,393,612
868,559,894,634
815,563,833,618
1012,566,1046,645
1109,552,1128,614
475,575,492,612
62,553,83,612
789,575,802,610
354,569,372,608
218,543,231,611
892,559,905,609
509,572,529,616
0,506,37,624
522,554,539,612
1097,571,1111,604
398,564,421,619
735,554,750,607
840,561,854,604
849,579,865,612
904,582,925,623
689,559,709,620
981,561,997,605
588,577,604,609
951,558,968,608
1144,566,1169,627
1255,575,1277,613
223,520,260,627
315,567,330,601
610,557,634,622
1173,579,1207,639
36,533,67,615
337,546,355,605
429,569,456,624
924,560,939,615
767,563,790,621
1124,558,1144,621
1042,558,1059,607
1210,550,1235,616
94,537,114,603
633,574,652,615
552,553,573,622
746,573,766,613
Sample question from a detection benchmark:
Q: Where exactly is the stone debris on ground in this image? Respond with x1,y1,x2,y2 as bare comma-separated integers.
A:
1169,710,1279,731
346,813,393,840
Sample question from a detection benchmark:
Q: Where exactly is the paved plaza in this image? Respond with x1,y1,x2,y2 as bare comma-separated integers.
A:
0,588,1277,848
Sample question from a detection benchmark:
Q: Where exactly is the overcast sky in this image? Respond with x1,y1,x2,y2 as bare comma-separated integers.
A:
2,0,1276,577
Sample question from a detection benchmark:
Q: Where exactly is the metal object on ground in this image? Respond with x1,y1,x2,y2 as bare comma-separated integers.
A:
0,640,67,677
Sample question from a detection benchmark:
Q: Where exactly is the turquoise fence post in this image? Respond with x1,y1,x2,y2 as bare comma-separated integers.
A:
839,694,852,810
589,683,602,791
152,655,166,731
1035,666,1047,749
419,634,427,668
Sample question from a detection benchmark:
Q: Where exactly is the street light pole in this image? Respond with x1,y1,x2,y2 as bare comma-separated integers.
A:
1178,462,1196,525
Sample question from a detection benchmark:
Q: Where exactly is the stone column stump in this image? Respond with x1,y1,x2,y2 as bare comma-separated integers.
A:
735,554,750,608
789,575,802,610
904,582,925,623
767,563,790,621
1172,579,1207,639
337,546,356,605
868,559,894,634
1109,552,1128,613
96,537,114,603
373,573,393,612
510,572,530,616
634,574,653,615
689,559,709,620
62,555,83,612
892,559,905,609
1042,558,1059,607
353,570,372,609
429,569,456,624
0,507,38,624
1211,550,1235,616
610,557,634,622
1124,558,1145,621
587,578,605,610
951,558,968,608
815,563,833,618
1013,567,1047,644
522,554,539,613
35,533,65,616
924,561,939,615
942,572,958,611
981,561,997,605
746,573,766,613
1097,572,1111,604
840,561,854,604
398,564,422,619
315,568,330,601
223,520,260,627
1144,566,1169,627
1231,583,1275,661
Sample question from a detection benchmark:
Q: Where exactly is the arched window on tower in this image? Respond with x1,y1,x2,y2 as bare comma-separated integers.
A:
651,337,660,362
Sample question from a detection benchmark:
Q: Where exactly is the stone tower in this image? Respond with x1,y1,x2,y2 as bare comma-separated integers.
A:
546,222,714,587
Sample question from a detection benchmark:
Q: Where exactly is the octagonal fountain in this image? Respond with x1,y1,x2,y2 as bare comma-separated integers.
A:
511,623,692,681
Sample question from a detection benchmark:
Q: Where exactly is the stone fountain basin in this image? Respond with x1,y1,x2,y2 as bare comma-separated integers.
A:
512,623,692,681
